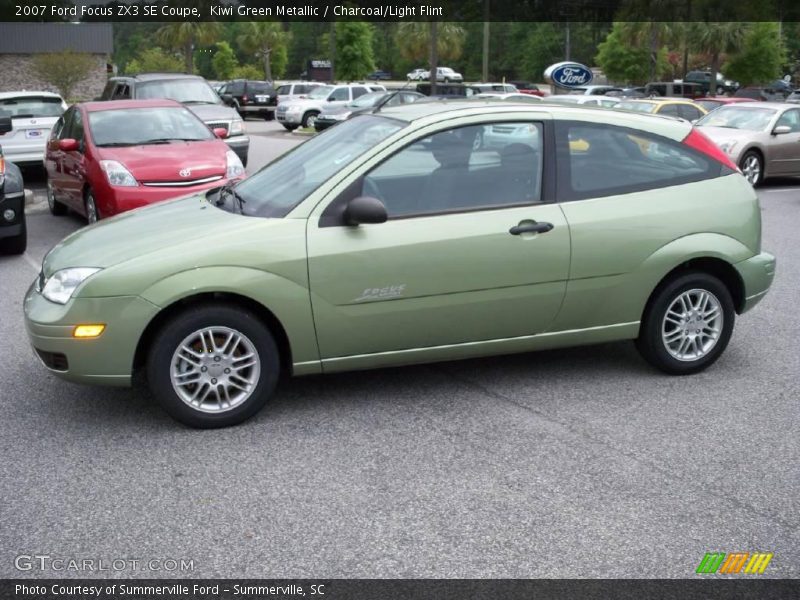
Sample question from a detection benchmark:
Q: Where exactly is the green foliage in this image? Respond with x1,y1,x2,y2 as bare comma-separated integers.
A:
155,22,221,73
595,24,651,83
396,23,466,64
124,48,183,75
520,23,566,82
232,64,263,80
724,23,786,86
334,21,376,80
32,50,97,99
212,41,239,81
237,21,291,81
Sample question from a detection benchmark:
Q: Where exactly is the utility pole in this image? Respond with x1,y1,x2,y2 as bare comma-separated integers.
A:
565,22,571,60
482,0,489,82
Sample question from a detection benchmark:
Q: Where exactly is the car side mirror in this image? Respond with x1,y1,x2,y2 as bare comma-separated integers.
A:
773,125,792,135
213,127,228,139
59,138,79,151
221,93,234,105
344,196,388,226
0,116,11,135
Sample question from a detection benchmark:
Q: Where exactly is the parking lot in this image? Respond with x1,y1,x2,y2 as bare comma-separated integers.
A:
1,120,798,578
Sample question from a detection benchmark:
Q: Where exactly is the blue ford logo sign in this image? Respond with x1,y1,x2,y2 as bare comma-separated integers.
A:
544,61,593,89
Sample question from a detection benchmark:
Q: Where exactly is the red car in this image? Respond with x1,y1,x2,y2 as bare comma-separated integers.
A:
45,99,245,223
695,96,757,112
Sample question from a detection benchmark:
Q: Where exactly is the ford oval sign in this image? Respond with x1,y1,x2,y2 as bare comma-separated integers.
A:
544,61,593,89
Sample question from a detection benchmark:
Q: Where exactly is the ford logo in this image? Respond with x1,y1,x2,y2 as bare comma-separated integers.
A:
544,61,594,89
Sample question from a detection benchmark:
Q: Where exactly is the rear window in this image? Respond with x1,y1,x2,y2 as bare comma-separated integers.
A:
276,85,291,95
248,81,272,93
0,96,64,119
556,121,717,201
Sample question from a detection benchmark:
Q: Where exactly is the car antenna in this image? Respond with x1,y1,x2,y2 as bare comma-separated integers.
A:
372,78,413,114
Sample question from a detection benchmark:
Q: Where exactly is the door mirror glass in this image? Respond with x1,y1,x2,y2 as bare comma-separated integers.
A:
221,94,234,105
344,196,388,225
773,125,792,135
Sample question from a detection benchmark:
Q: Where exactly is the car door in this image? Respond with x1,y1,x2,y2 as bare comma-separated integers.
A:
767,108,800,176
60,107,88,210
46,108,73,201
327,86,351,107
306,119,570,362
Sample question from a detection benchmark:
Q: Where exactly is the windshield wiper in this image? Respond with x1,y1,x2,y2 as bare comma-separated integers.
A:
140,137,205,144
215,182,246,214
96,142,138,147
182,100,218,105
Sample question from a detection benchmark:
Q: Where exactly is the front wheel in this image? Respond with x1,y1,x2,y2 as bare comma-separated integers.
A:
302,111,319,129
636,272,734,375
146,304,280,428
740,150,763,187
84,189,100,224
282,124,298,132
47,178,67,216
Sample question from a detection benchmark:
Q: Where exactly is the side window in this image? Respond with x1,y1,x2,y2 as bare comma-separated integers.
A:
329,87,350,101
229,81,245,95
58,108,74,140
361,123,543,218
50,116,65,140
352,87,369,99
276,85,290,95
68,109,84,143
659,104,680,117
678,104,702,122
556,122,716,201
112,84,130,100
776,109,800,132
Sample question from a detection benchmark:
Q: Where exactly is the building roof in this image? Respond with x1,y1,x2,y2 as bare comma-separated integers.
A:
0,22,113,54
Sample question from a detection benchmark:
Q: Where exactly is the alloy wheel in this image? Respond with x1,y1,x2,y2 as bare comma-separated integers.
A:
661,289,723,362
85,194,98,224
741,154,761,185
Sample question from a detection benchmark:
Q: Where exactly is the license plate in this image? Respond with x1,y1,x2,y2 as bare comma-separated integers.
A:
25,129,45,139
255,95,268,103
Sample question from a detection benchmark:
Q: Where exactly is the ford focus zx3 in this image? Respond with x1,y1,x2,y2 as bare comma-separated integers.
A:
24,102,776,428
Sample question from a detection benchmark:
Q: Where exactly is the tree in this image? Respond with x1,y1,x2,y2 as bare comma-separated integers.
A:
125,48,183,75
32,50,96,100
212,41,239,80
333,21,375,80
596,24,654,84
232,64,263,80
395,22,465,64
689,22,747,95
237,22,291,82
619,20,677,82
724,23,786,86
155,22,221,73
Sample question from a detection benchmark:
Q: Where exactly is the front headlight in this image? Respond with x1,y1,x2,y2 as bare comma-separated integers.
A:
226,150,245,179
718,140,738,155
42,268,102,304
229,119,245,136
99,160,137,187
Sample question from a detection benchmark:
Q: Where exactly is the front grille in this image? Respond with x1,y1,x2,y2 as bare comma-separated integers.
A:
142,175,223,188
205,121,229,132
35,349,69,371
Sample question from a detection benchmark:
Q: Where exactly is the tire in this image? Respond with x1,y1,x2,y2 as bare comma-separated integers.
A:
302,111,320,129
84,189,100,224
282,124,298,132
0,218,26,255
739,150,763,187
47,177,67,216
264,111,275,121
716,86,725,95
444,77,450,83
636,271,735,375
146,304,280,428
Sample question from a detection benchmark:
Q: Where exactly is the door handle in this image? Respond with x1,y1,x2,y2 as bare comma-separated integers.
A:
509,221,554,235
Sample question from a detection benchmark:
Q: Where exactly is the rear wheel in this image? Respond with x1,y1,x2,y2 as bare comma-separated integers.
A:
302,111,320,129
636,272,734,375
0,218,26,255
146,304,280,428
740,150,763,186
84,189,100,224
47,178,67,216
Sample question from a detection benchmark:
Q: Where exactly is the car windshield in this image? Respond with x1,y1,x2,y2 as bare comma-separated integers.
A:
0,96,63,118
308,86,334,99
89,107,214,146
137,80,220,104
618,101,658,114
230,115,405,218
696,106,777,131
347,92,385,108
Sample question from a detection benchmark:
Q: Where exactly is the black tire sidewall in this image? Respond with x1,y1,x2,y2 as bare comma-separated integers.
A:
741,151,763,186
637,272,735,375
302,111,319,128
146,305,280,428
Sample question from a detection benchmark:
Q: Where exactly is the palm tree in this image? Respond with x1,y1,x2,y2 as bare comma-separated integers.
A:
395,22,465,65
690,22,747,96
155,22,220,74
237,22,291,82
619,21,677,82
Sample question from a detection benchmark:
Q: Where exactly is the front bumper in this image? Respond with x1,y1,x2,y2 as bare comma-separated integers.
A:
735,251,776,313
96,177,234,216
276,110,303,125
23,283,160,387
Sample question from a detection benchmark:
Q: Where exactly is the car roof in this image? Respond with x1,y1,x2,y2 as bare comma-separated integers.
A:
376,100,693,140
112,73,201,81
0,90,64,100
619,98,696,106
80,99,183,112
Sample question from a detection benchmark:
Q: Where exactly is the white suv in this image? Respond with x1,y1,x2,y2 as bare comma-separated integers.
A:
276,83,386,130
424,67,463,83
275,81,323,105
0,91,67,166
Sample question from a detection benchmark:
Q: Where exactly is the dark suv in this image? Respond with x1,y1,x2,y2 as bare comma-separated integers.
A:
0,116,26,254
99,73,249,165
684,70,739,95
218,79,276,120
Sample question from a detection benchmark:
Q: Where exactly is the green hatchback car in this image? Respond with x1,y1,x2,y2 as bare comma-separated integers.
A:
24,102,776,428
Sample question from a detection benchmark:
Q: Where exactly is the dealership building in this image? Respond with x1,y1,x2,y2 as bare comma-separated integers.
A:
0,22,113,100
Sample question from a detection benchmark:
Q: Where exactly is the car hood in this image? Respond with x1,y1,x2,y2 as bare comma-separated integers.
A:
183,103,239,122
96,141,228,183
42,193,264,277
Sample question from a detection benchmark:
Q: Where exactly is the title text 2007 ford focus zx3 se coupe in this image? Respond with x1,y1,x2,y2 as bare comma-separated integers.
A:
24,102,775,428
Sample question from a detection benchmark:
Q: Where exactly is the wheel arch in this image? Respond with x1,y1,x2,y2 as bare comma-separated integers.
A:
133,291,294,378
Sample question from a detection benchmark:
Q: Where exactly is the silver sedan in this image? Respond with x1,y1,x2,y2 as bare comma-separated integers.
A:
697,103,800,186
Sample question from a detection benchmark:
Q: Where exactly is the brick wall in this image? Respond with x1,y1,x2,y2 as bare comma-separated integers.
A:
0,54,108,102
